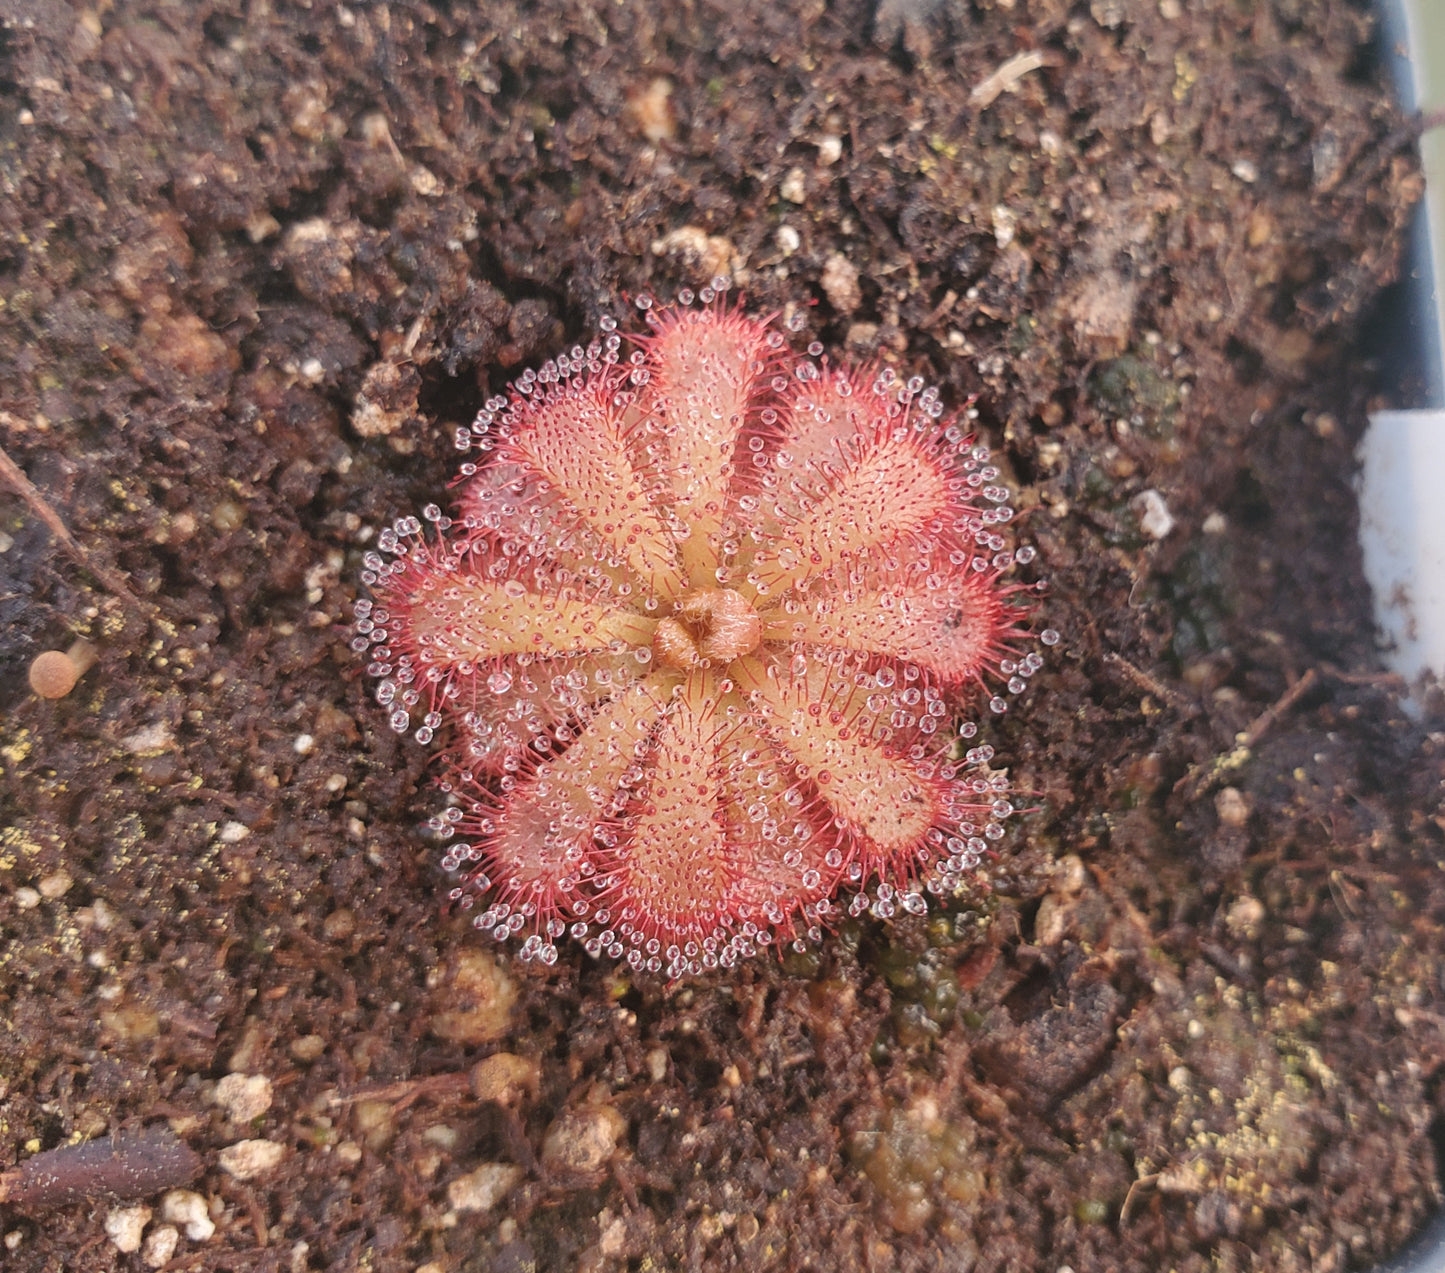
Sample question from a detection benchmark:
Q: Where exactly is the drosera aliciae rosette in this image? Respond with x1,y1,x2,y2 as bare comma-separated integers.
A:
355,280,1057,978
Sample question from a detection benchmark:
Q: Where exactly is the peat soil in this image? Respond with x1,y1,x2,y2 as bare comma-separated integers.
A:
1,2,1443,1271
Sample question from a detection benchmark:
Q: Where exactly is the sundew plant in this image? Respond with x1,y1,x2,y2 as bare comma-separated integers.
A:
355,284,1054,979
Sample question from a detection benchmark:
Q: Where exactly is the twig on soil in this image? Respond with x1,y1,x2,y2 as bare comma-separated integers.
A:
0,432,142,608
1173,668,1319,803
969,50,1061,108
235,1182,271,1249
1102,652,1196,715
329,1071,473,1113
1317,662,1407,690
1198,938,1254,984
611,1159,641,1210
1235,667,1319,750
155,1249,274,1270
0,1127,202,1211
1120,1171,1159,1224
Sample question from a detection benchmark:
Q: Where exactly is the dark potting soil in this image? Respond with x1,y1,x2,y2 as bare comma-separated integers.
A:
1,2,1442,1271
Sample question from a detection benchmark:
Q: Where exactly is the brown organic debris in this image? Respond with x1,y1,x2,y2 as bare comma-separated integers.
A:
0,1129,202,1212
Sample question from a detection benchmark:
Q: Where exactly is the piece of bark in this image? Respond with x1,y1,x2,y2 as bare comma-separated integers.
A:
0,1128,202,1211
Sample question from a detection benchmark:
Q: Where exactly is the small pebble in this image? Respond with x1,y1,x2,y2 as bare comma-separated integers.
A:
429,950,518,1045
408,166,441,197
1246,207,1274,248
322,908,356,942
470,1053,539,1106
628,76,676,143
105,1204,152,1254
819,252,861,315
423,1124,460,1153
218,1138,285,1181
214,1073,274,1124
121,721,174,755
210,499,247,533
1132,489,1175,540
142,1225,179,1269
991,205,1017,248
1033,893,1068,947
160,1189,215,1242
38,870,74,900
1214,786,1251,828
540,1102,627,1175
290,1033,327,1064
352,1098,398,1151
1225,894,1267,938
599,1213,629,1257
446,1163,523,1214
649,226,736,280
